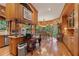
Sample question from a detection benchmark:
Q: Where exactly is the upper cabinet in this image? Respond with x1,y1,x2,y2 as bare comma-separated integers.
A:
23,7,32,20
67,11,74,29
6,3,38,25
62,4,74,29
0,4,6,19
5,3,38,34
6,4,23,20
20,3,33,21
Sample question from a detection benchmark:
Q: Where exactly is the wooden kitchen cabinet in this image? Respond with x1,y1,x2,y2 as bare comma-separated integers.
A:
9,36,24,55
0,35,5,48
6,4,24,35
0,5,6,19
9,38,17,55
6,3,23,20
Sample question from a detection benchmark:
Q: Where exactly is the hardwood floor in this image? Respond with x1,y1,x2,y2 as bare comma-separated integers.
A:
0,46,12,56
0,37,70,56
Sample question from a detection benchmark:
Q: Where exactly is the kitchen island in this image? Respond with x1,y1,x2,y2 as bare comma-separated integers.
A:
8,34,40,56
9,35,24,56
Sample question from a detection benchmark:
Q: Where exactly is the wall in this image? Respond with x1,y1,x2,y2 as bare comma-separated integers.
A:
60,3,79,56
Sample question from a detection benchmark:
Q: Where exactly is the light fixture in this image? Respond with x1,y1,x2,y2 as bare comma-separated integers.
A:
64,27,67,34
64,27,67,30
48,8,51,11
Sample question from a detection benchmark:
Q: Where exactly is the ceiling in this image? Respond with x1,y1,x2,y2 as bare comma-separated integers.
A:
32,3,65,21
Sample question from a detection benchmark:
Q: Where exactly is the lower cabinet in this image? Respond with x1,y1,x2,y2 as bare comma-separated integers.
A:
9,37,24,56
0,35,5,48
9,38,17,55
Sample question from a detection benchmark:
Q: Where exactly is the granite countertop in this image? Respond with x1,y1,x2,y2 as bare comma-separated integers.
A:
0,33,9,36
0,31,9,36
0,34,10,36
8,35,23,38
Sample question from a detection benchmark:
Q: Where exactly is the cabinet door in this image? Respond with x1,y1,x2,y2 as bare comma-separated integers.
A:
6,4,16,20
6,4,23,20
0,36,4,47
15,4,23,20
9,38,17,55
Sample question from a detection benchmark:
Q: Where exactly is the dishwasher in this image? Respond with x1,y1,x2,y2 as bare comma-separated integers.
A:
18,43,27,56
4,35,9,46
